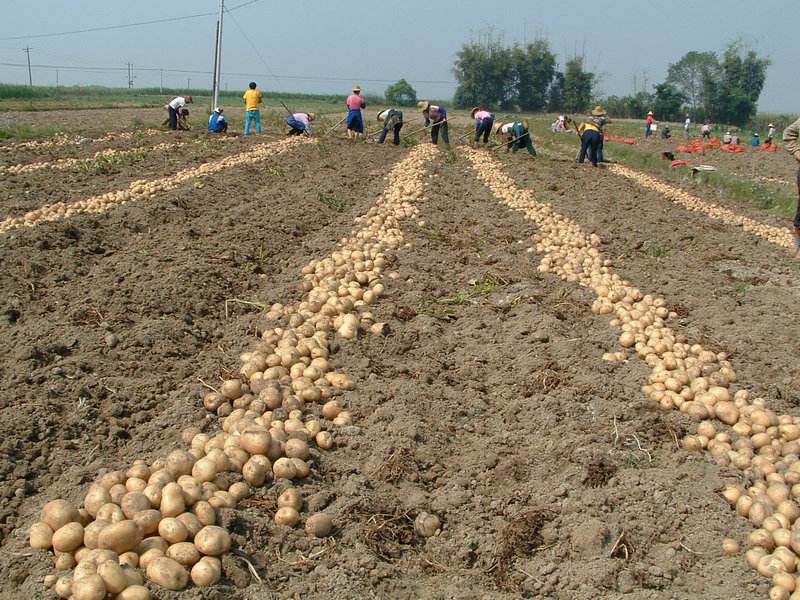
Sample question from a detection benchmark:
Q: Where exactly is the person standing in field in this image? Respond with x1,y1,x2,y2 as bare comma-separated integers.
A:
286,112,314,136
701,123,711,140
243,82,263,136
645,111,655,138
684,114,691,138
782,117,800,257
207,107,228,133
471,107,495,144
495,120,536,156
767,123,776,145
418,101,449,145
377,108,403,145
345,85,366,141
165,95,193,130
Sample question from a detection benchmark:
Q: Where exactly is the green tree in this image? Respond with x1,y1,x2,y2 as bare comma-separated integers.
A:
665,51,719,119
602,91,653,119
452,33,515,109
511,40,556,112
712,42,770,125
547,71,565,112
384,79,417,106
653,83,687,121
562,57,594,113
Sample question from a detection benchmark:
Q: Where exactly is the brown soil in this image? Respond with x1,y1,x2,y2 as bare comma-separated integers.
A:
0,126,798,600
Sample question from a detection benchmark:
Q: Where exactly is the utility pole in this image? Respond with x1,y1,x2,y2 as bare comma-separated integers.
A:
211,0,225,110
23,47,33,87
187,77,191,89
159,69,163,94
56,69,59,87
127,63,134,89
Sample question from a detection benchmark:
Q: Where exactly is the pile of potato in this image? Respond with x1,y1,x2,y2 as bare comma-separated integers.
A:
608,164,794,250
1,142,182,175
465,147,800,600
27,143,438,598
0,137,308,234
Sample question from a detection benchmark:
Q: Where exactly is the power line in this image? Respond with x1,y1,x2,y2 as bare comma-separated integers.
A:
0,0,263,42
0,61,458,86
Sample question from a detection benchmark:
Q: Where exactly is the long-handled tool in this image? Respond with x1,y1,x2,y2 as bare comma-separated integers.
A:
322,114,348,136
489,130,529,151
400,118,449,142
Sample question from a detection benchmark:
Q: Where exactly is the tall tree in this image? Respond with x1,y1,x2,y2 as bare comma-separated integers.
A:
512,40,556,112
547,71,565,112
665,51,718,119
653,83,687,121
452,33,515,109
384,79,417,106
712,42,769,125
562,57,594,113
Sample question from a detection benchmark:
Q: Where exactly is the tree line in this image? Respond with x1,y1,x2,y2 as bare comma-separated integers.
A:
448,36,770,126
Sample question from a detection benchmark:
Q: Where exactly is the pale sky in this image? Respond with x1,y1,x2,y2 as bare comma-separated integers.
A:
0,0,797,113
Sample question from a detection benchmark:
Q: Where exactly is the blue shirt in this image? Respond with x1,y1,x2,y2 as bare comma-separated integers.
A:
208,112,226,132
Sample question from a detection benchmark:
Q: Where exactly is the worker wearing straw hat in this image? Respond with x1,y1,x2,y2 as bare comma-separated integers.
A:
578,106,607,166
346,85,367,141
494,119,536,156
645,110,655,139
767,123,776,145
418,101,449,145
783,116,800,257
471,107,495,145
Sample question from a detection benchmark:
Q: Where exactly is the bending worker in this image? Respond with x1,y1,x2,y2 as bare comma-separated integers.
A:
287,112,314,136
782,116,800,257
494,119,536,157
577,106,607,166
346,85,366,141
207,108,228,133
418,101,449,145
165,95,193,131
377,108,403,145
471,107,495,144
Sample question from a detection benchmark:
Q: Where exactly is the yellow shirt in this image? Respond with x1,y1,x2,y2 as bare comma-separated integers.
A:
243,89,263,111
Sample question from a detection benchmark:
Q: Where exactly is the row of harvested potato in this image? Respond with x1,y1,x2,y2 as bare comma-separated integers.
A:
464,147,800,600
0,136,308,234
608,163,794,249
27,143,439,599
0,129,162,153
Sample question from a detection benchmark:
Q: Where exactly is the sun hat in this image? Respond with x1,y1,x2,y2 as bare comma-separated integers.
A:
521,119,530,129
186,95,193,103
647,111,653,116
470,107,480,118
353,85,362,92
307,113,315,121
591,105,607,117
768,123,774,127
417,101,430,111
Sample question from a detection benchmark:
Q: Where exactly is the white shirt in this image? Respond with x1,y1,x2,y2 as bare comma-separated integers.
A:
169,97,186,110
500,123,515,134
684,118,690,129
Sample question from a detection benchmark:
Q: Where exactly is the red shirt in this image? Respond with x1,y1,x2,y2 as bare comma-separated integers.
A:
646,115,654,125
346,94,365,110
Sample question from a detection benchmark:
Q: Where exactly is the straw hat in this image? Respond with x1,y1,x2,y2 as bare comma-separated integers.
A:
186,95,194,103
417,101,430,111
521,119,529,129
308,113,315,121
647,111,653,116
768,123,774,128
591,105,607,117
352,85,362,92
470,107,480,118
493,121,505,135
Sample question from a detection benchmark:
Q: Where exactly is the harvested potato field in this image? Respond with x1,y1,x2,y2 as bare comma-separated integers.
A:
1,112,800,600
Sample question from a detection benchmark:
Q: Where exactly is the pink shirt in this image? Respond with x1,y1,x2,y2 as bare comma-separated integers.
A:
292,113,310,126
474,110,492,120
346,94,365,110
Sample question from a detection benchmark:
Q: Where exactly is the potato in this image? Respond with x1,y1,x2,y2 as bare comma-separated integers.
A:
41,499,80,531
278,488,302,511
285,438,310,460
146,556,189,590
191,556,222,587
243,456,269,486
121,492,151,519
275,507,300,527
273,457,297,480
29,521,54,549
98,520,143,555
138,536,168,555
96,503,125,523
54,551,77,571
193,525,231,556
192,457,218,483
305,513,333,538
53,576,73,599
119,551,139,568
159,517,189,544
52,522,84,553
160,482,186,517
97,559,128,594
71,573,106,600
229,482,251,502
176,512,203,538
122,564,144,585
133,508,162,536
166,541,201,566
192,501,216,526
139,548,164,570
117,585,151,600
